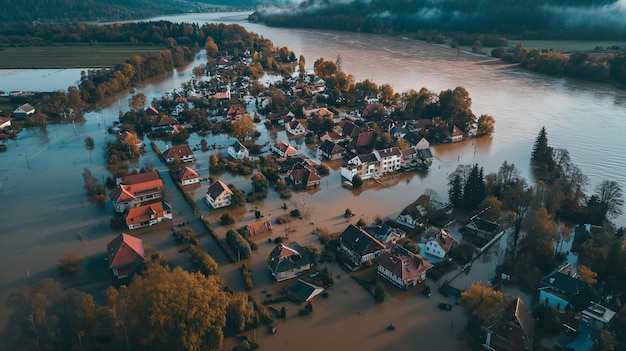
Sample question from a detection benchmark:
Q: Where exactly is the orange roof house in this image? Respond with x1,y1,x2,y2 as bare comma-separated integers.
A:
178,166,200,186
109,178,164,213
125,201,173,230
116,171,160,186
377,245,433,289
107,233,145,280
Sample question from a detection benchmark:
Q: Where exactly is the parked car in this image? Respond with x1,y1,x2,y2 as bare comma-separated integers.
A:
438,303,452,311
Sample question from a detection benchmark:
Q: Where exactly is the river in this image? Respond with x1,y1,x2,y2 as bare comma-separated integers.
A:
0,11,625,350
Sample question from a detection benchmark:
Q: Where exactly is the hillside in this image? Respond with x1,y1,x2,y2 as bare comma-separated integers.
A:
251,0,626,40
0,0,263,23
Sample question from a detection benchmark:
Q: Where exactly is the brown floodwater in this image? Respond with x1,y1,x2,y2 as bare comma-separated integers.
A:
1,11,625,350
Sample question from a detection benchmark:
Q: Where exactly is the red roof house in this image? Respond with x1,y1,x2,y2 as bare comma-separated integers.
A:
107,233,145,280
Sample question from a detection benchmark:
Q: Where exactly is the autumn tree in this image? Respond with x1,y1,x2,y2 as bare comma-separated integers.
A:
128,93,147,112
115,265,228,351
459,282,513,327
476,114,495,136
224,292,257,335
251,172,267,192
84,136,95,162
577,264,598,285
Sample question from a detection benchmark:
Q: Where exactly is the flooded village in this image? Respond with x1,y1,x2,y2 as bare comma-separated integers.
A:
1,15,625,351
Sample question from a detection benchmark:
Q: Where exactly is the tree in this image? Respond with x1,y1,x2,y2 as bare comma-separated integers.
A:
115,265,228,351
298,54,306,77
578,265,598,284
351,175,363,188
459,283,513,326
531,126,553,172
225,292,256,334
84,136,95,162
220,213,234,225
58,253,84,276
251,173,267,192
373,283,385,302
595,180,624,220
462,164,486,210
231,115,256,141
128,93,147,112
205,37,218,57
448,172,464,207
476,114,495,136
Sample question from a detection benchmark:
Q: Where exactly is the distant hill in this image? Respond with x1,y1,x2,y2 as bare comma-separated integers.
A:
252,0,626,40
0,0,267,24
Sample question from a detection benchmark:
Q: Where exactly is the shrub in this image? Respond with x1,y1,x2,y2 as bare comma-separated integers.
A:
226,230,251,259
173,227,198,246
220,212,235,225
58,253,83,276
351,175,363,188
373,282,385,303
188,246,219,276
241,263,254,290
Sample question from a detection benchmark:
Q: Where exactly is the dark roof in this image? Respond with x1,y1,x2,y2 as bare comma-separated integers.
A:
377,245,432,283
318,139,345,155
467,217,499,233
357,152,379,164
288,279,324,302
340,224,385,256
267,242,309,273
230,141,247,152
403,131,425,146
206,180,232,199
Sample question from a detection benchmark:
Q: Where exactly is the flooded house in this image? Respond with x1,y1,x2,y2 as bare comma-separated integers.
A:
178,166,200,186
267,242,311,282
204,180,233,209
162,144,194,163
106,233,146,280
125,201,173,230
338,224,386,269
109,174,164,213
424,229,456,259
376,245,432,290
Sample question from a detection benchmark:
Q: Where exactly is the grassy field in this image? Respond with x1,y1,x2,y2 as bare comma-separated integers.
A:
508,40,625,52
0,45,168,69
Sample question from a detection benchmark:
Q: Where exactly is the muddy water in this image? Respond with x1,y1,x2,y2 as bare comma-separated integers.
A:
1,11,626,349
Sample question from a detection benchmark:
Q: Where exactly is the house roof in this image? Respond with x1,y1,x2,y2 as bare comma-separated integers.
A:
109,179,164,202
318,139,345,155
405,119,432,130
14,103,35,113
377,147,401,158
116,171,160,185
377,245,433,282
244,220,273,236
107,233,145,269
227,104,246,116
125,202,171,226
467,216,499,233
230,141,247,152
349,131,377,149
437,229,455,252
357,152,379,164
288,279,324,302
403,131,426,146
540,267,594,299
154,116,179,127
289,163,321,184
400,147,417,157
162,144,194,159
451,124,464,136
418,148,433,159
337,120,360,137
145,106,160,116
273,141,298,155
206,180,232,200
268,242,309,273
513,298,535,349
582,303,615,325
179,167,199,182
340,224,385,255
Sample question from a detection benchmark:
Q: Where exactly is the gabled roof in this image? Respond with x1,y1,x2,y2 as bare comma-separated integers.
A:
109,179,164,202
357,152,379,164
403,131,426,146
377,147,401,158
418,148,433,159
432,229,455,253
273,141,298,155
179,167,199,182
288,279,324,302
162,144,194,159
145,106,160,117
154,116,179,127
337,120,360,137
318,139,345,155
244,220,273,236
451,124,464,136
107,233,145,269
340,224,385,255
125,202,171,226
206,180,232,200
14,103,35,114
513,298,535,349
267,242,309,273
467,216,499,233
230,140,247,152
116,171,160,185
289,164,321,184
541,266,593,297
227,104,246,117
377,245,433,282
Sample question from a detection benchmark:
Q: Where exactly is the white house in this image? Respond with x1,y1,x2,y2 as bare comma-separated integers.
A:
13,103,35,117
204,180,233,209
424,229,456,259
125,201,173,230
272,141,298,157
228,141,249,160
162,144,194,163
285,120,306,135
0,117,11,130
178,167,200,186
375,147,402,174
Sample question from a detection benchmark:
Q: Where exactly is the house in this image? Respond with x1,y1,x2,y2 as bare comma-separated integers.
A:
340,152,380,180
346,131,377,154
153,116,180,129
338,224,386,269
228,141,249,160
403,132,430,149
227,104,247,120
424,229,456,258
448,124,464,143
538,263,596,312
405,119,432,132
400,147,419,170
204,180,233,209
288,279,325,302
116,171,160,186
377,245,432,289
484,298,535,351
242,220,273,237
162,144,194,163
171,103,185,116
318,139,345,160
272,141,298,157
376,147,402,174
267,242,311,282
335,120,361,140
178,166,200,186
319,131,346,144
555,303,615,351
0,117,12,130
285,120,307,135
109,178,164,213
107,233,145,280
287,162,321,189
465,216,500,240
397,194,448,229
13,103,35,118
363,223,406,244
145,106,160,118
125,201,173,230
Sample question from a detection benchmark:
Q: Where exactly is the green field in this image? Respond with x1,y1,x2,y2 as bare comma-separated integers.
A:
0,45,168,69
509,40,625,52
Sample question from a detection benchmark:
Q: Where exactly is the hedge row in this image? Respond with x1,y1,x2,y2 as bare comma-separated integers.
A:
249,295,273,325
170,172,200,214
240,263,254,290
226,229,252,260
188,245,220,276
201,217,237,263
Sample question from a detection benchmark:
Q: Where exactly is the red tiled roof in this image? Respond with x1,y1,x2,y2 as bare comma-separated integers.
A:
435,229,455,253
125,202,171,226
145,106,160,116
110,179,164,202
245,220,273,236
377,247,433,282
117,171,160,185
107,233,145,269
179,167,199,181
162,144,193,159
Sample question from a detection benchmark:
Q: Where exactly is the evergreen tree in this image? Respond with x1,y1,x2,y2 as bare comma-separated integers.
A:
463,164,486,210
448,173,464,207
531,127,553,169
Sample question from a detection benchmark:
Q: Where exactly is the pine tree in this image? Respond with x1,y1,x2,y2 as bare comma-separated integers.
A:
532,127,552,164
448,173,464,207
